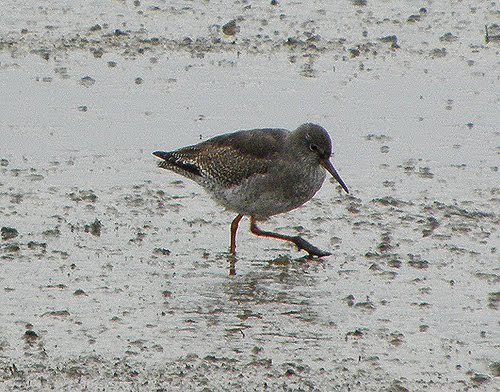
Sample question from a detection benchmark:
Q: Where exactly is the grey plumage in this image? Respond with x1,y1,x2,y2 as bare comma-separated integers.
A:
153,123,349,256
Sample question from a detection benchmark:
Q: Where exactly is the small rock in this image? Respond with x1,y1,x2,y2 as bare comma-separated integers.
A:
388,259,402,268
408,254,429,269
42,310,70,317
153,248,171,256
4,244,20,252
1,227,18,240
389,332,404,346
84,219,102,237
349,48,360,58
485,24,500,43
68,190,97,202
407,14,421,23
222,20,238,36
24,330,39,341
80,76,96,87
354,301,376,310
487,291,500,310
379,35,398,47
42,227,60,237
440,32,458,42
182,37,193,46
430,48,447,58
92,48,104,58
490,362,500,377
470,373,490,385
345,329,364,338
114,29,128,36
27,241,47,251
343,295,355,307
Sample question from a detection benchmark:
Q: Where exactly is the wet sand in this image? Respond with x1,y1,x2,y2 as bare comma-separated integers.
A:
1,1,499,390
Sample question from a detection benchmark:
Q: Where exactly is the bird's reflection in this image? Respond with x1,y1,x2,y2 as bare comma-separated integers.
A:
227,254,237,276
226,252,324,277
185,252,327,332
222,253,324,307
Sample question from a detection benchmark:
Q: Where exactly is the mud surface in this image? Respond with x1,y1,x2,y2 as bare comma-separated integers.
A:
1,1,499,391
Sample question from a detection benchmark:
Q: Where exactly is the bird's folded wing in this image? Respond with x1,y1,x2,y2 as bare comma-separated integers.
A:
157,129,288,187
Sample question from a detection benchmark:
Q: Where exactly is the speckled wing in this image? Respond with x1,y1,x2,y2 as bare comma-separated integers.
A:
153,128,289,187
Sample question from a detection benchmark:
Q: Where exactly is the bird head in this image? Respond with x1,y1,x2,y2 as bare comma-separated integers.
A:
292,123,349,194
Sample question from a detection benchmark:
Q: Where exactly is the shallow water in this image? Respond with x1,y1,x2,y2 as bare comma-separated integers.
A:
1,0,499,390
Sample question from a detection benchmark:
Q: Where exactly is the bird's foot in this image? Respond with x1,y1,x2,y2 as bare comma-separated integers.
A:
293,236,331,257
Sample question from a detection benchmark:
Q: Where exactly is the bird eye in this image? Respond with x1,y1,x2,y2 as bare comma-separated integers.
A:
309,144,318,152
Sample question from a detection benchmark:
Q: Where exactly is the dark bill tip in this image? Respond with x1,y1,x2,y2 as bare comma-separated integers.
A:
320,159,349,194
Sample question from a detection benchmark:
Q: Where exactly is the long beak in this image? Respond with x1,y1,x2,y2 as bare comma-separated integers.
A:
320,159,349,194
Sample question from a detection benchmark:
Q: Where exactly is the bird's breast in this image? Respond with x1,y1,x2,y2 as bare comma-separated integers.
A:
208,161,326,219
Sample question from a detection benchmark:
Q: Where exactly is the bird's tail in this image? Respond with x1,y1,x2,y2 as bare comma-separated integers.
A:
152,151,170,160
152,150,201,177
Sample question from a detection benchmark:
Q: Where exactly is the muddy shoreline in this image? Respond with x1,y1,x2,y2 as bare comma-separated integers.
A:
1,1,499,390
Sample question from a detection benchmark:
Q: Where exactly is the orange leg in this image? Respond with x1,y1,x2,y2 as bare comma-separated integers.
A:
249,216,331,257
230,214,244,255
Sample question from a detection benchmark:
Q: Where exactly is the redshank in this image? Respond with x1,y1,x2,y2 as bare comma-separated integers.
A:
153,123,349,257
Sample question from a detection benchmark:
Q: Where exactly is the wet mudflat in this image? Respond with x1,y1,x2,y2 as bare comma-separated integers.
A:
1,0,499,391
